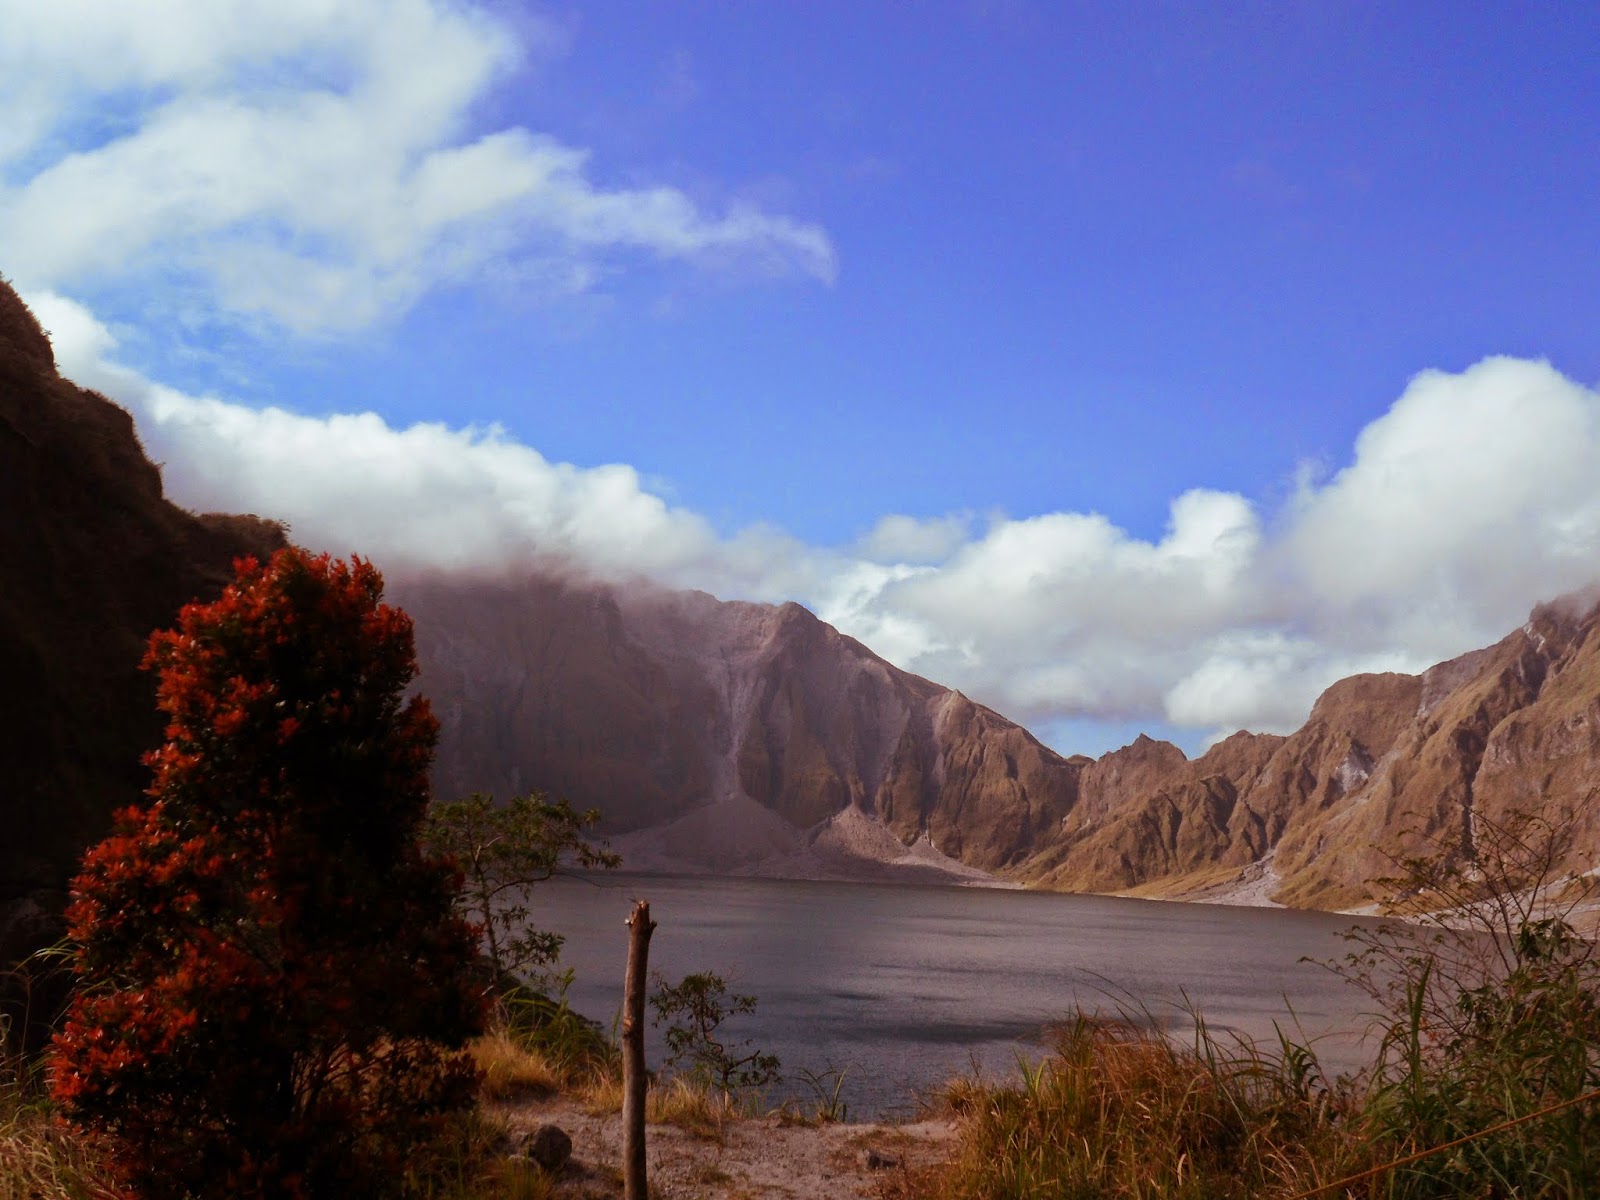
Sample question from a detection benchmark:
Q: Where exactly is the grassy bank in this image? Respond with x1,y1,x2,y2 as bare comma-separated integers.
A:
0,985,796,1200
12,810,1600,1199
10,985,1600,1199
925,1014,1357,1199
918,999,1600,1199
919,815,1600,1200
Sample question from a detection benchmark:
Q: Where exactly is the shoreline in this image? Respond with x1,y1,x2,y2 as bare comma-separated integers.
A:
492,1091,955,1199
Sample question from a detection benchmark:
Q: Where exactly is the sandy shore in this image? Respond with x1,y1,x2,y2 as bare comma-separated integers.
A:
493,1094,956,1199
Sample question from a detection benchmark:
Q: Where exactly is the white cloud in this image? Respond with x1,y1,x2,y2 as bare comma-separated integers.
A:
817,359,1600,741
880,489,1261,649
34,291,720,576
0,0,835,333
32,285,1600,751
811,561,943,668
855,513,974,564
1286,357,1600,653
1162,634,1415,734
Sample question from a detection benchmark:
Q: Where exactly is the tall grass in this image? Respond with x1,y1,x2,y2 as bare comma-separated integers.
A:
0,948,113,1198
1347,937,1600,1196
0,979,606,1200
927,986,1600,1200
493,979,618,1088
929,1013,1365,1200
0,1050,117,1200
578,1068,751,1138
926,809,1600,1200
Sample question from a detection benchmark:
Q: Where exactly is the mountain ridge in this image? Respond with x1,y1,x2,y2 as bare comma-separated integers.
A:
5,266,1598,948
396,571,1080,882
1,278,285,1034
399,569,1600,909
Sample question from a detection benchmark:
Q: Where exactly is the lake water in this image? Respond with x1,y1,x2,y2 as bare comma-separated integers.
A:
531,873,1383,1118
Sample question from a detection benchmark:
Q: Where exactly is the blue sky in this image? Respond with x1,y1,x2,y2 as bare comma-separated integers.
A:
6,2,1600,757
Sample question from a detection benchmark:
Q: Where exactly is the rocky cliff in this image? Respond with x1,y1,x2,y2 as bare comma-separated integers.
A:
8,267,1596,926
402,567,1600,909
1267,595,1600,908
0,278,283,1024
1018,597,1600,910
395,573,1079,881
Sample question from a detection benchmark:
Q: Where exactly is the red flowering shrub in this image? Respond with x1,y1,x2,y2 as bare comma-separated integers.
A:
50,549,486,1199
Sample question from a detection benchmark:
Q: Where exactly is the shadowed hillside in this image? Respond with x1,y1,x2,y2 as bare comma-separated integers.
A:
0,277,284,1029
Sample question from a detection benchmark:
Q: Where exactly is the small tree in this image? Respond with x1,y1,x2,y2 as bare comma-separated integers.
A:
649,971,780,1094
1328,805,1600,1193
50,549,485,1199
426,791,619,986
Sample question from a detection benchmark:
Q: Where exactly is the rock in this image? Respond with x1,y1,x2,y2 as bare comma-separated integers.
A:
0,276,285,1040
523,1123,572,1172
402,572,1085,877
862,1148,900,1170
392,562,1600,909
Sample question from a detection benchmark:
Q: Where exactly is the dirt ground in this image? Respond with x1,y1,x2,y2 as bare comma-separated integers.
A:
493,1095,957,1199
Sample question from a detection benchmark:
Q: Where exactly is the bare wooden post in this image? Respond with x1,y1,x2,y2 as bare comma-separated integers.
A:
622,900,655,1200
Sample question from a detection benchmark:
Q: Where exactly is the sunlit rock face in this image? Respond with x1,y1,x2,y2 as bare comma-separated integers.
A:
1271,594,1600,909
404,558,1600,909
1023,596,1600,911
398,573,1080,881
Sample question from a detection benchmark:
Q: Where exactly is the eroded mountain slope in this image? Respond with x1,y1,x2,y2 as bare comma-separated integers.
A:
402,567,1600,910
397,573,1079,879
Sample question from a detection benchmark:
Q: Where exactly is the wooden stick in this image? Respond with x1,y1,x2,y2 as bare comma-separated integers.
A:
622,899,656,1200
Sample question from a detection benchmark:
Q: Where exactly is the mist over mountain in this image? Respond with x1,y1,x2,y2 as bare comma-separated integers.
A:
396,571,1077,884
399,566,1600,911
39,284,1600,759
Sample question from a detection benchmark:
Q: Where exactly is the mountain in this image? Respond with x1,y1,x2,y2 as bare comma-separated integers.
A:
0,279,284,1031
1019,595,1600,910
402,569,1600,910
1267,595,1600,908
7,259,1597,952
396,573,1079,883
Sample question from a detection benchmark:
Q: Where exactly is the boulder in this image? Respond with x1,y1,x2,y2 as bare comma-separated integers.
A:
523,1123,572,1173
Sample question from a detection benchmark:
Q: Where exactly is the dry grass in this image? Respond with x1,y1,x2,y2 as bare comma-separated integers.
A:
575,1071,747,1139
648,1077,744,1138
457,1159,555,1200
575,1069,624,1116
922,970,1600,1200
923,1014,1363,1200
0,1061,117,1200
471,1030,563,1101
404,1108,559,1200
